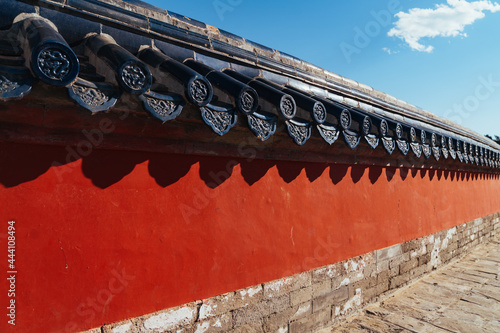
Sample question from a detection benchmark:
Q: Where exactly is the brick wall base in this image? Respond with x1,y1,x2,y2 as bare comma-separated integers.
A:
85,212,500,333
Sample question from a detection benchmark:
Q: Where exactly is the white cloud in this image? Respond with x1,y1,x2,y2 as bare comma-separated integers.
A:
382,47,399,55
388,0,500,52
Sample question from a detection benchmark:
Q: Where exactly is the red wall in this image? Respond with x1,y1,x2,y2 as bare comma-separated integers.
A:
1,141,499,333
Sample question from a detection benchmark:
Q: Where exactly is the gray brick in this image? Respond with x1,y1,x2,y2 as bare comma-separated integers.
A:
193,313,231,333
389,272,410,289
389,254,406,270
289,272,312,291
377,265,399,283
312,263,341,283
376,244,403,262
267,294,290,314
232,302,268,328
263,272,311,299
312,286,349,312
401,239,420,253
289,308,331,333
363,262,377,278
376,259,389,274
290,286,312,306
400,257,418,274
229,323,264,333
291,302,312,321
418,253,431,266
199,292,243,320
312,280,332,298
410,264,428,279
262,307,296,332
353,276,377,291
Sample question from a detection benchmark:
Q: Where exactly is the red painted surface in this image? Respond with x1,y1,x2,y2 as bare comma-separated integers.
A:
0,141,499,333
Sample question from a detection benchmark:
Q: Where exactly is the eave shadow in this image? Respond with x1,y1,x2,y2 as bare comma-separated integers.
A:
0,142,498,189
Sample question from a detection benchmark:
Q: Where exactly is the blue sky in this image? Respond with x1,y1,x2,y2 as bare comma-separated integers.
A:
145,0,500,137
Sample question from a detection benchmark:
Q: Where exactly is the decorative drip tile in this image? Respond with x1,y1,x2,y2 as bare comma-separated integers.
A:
200,103,238,136
286,120,312,146
140,91,185,122
247,113,277,141
317,124,340,145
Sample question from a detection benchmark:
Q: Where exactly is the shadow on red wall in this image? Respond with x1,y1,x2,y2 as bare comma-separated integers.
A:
0,141,497,190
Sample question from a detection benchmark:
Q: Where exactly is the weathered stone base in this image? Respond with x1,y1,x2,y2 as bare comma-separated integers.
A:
327,241,500,332
85,213,500,333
